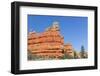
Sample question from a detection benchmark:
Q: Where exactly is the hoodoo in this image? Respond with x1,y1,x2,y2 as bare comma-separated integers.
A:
28,21,74,60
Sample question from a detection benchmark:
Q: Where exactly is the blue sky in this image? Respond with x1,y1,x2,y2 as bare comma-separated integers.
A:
28,15,88,51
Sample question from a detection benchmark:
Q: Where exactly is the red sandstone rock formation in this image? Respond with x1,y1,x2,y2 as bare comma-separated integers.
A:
28,21,74,59
64,43,74,57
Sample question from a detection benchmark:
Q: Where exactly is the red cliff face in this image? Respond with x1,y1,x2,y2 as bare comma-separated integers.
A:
28,22,74,59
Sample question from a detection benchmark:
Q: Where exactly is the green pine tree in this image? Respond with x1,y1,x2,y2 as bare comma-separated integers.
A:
80,45,85,58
